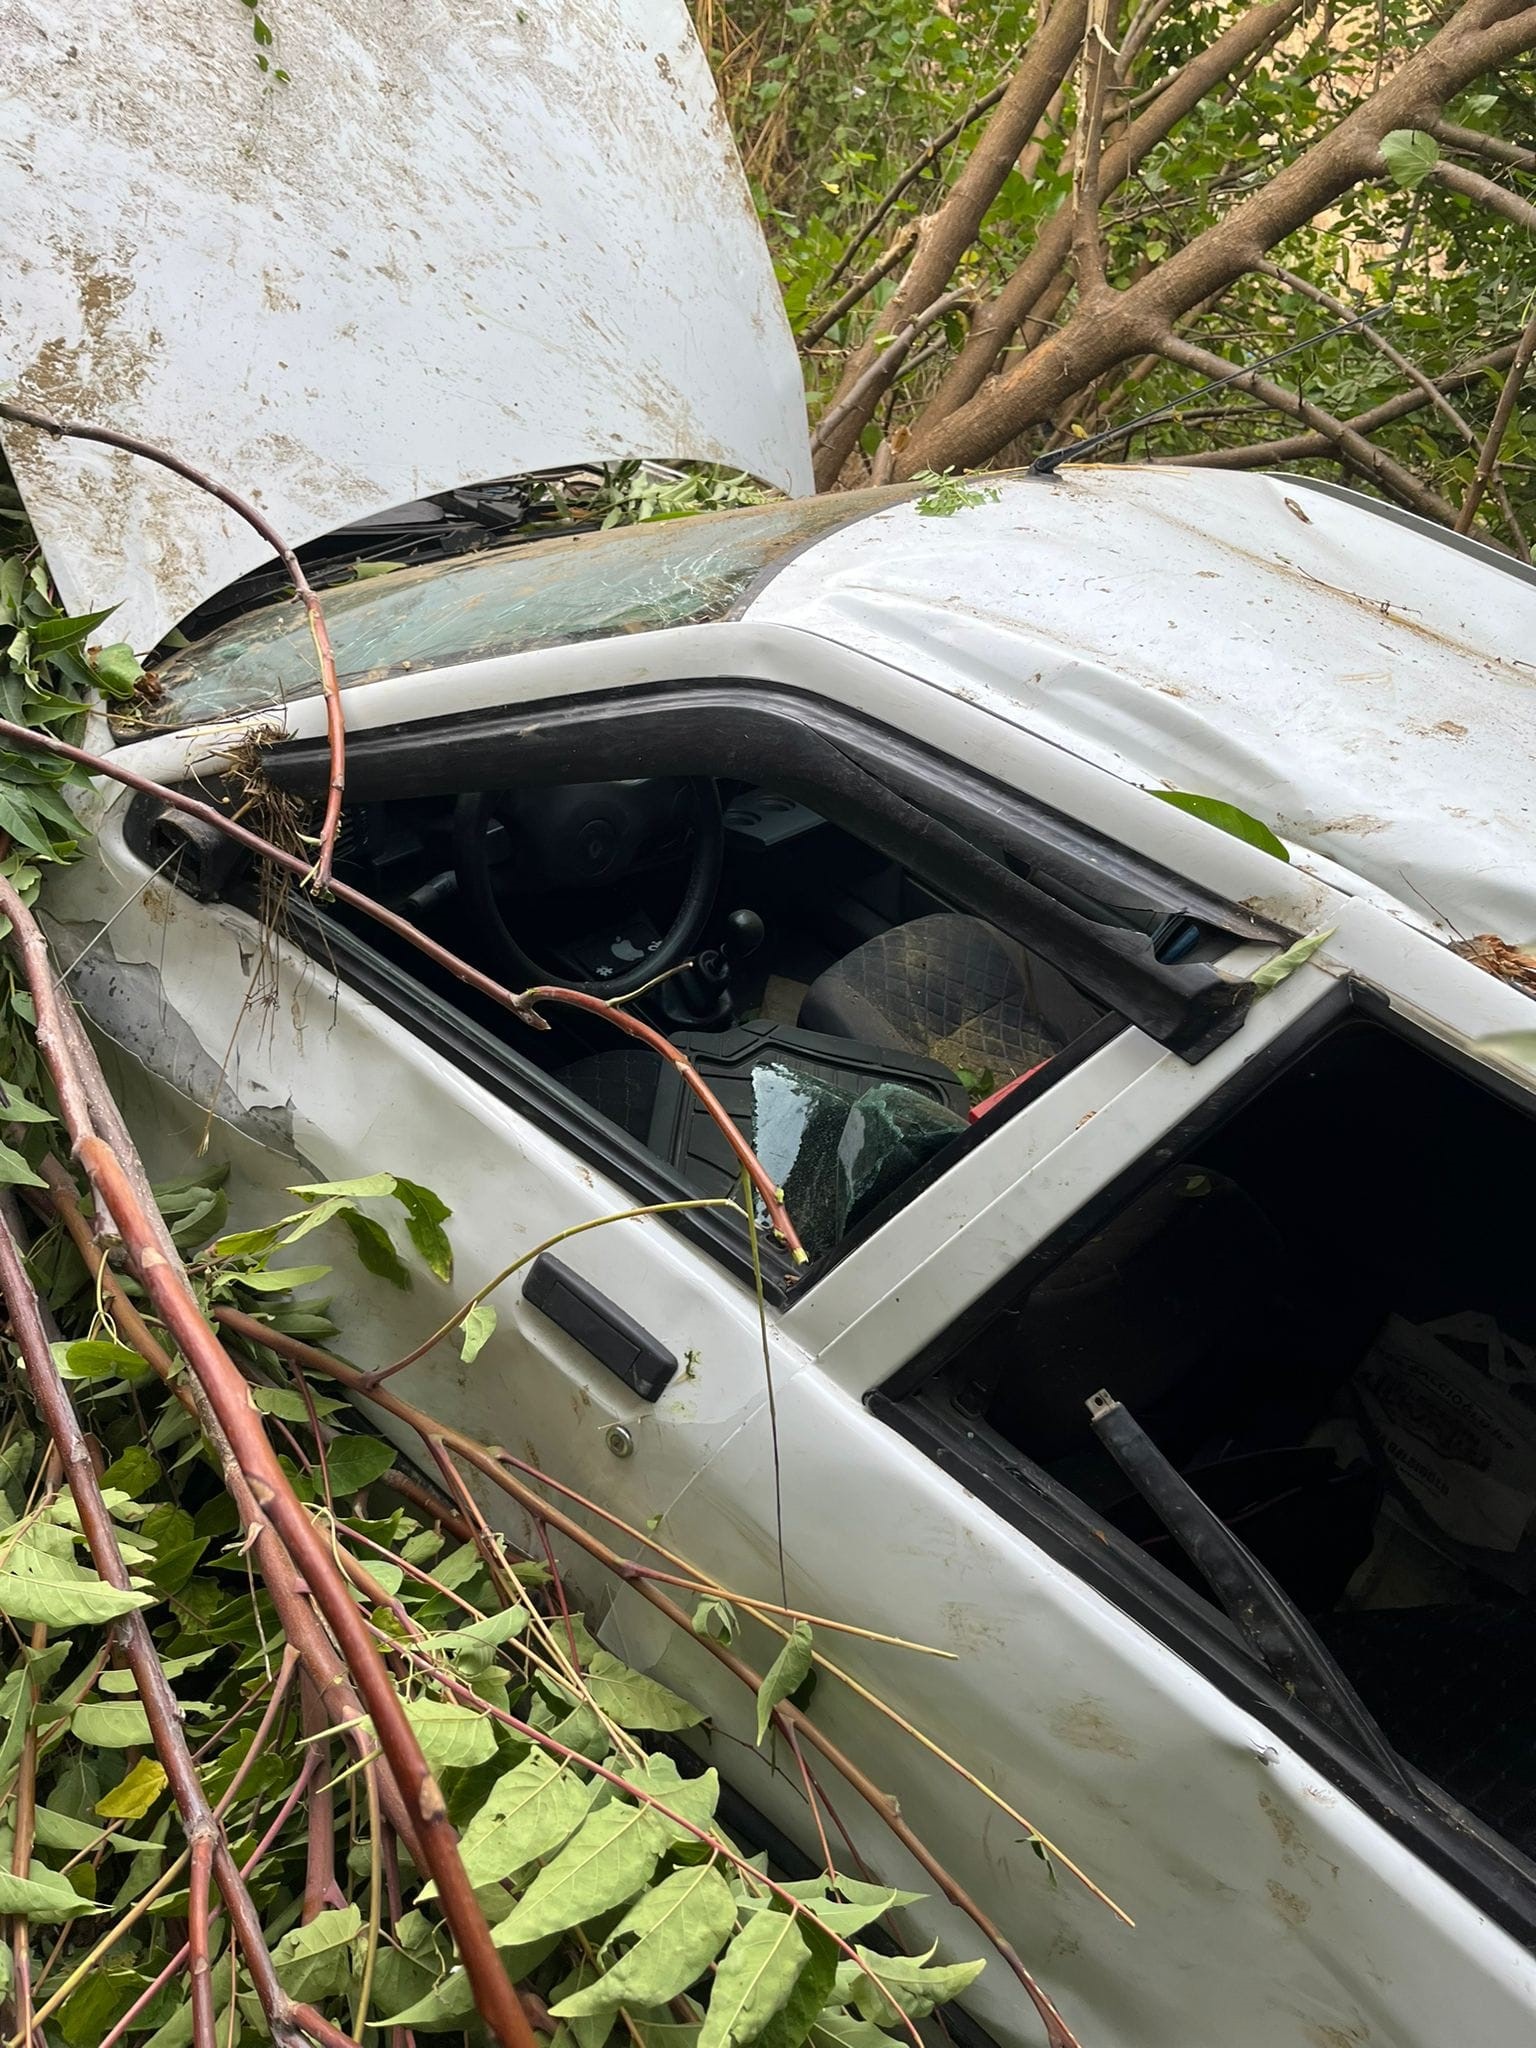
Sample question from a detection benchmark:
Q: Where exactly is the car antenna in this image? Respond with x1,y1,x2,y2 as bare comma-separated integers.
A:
1031,304,1386,475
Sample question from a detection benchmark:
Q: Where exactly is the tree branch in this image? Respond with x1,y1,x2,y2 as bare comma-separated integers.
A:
1455,303,1536,534
0,400,347,892
810,290,972,455
920,0,1304,427
813,0,1090,485
1154,330,1464,527
1161,335,1522,466
801,224,917,349
0,1193,337,2048
1430,115,1536,172
904,0,1536,476
825,86,1010,291
0,888,536,2048
1427,153,1536,230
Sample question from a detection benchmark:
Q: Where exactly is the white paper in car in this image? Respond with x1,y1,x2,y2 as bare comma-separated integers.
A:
1355,1313,1536,1574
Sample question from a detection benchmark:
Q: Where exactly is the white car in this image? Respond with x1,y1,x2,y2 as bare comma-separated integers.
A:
7,7,1536,2047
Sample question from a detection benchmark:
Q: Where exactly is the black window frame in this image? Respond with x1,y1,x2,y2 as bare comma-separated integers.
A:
874,976,1536,1944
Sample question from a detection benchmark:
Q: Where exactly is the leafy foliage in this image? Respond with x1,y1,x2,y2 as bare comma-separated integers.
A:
0,1153,982,2044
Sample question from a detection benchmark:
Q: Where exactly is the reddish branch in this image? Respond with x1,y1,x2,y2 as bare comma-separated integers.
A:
34,1159,427,1868
219,1307,1092,2048
0,400,347,891
0,715,803,1259
0,884,535,2048
0,1194,339,2048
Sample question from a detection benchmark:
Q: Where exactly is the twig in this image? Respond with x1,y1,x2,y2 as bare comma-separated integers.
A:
1455,303,1536,535
801,226,918,349
827,84,1009,289
0,400,347,891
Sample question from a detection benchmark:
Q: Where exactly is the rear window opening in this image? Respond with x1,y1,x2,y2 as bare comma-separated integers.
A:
938,1018,1536,1860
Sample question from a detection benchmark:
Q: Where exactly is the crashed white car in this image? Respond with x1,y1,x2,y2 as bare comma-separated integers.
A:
7,6,1536,2048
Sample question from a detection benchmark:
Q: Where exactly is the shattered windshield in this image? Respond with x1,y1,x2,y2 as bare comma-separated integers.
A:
136,491,897,732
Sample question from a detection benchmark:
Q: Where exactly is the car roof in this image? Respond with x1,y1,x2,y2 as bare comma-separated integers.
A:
747,467,1536,948
0,0,811,655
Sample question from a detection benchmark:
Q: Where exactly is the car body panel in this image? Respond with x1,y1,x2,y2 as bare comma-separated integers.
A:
0,0,812,654
42,558,1536,2045
745,469,1536,946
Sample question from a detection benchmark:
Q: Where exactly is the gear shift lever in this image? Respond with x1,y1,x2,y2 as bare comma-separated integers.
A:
662,908,765,1027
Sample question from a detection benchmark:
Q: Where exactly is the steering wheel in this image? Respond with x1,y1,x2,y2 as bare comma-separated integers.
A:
451,779,723,999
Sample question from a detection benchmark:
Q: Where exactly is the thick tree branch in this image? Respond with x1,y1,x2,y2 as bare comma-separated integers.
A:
903,0,1536,477
1154,331,1465,526
809,290,972,456
1456,305,1536,533
0,400,347,892
1162,336,1522,466
922,0,1304,426
813,0,1090,484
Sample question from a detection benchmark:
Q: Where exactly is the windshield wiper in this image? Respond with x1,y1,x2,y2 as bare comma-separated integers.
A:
1086,1389,1416,1795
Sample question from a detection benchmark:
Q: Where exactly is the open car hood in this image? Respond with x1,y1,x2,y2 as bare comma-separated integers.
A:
0,0,812,654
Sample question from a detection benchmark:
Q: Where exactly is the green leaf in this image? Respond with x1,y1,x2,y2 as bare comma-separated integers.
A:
29,606,117,653
846,1946,985,2023
323,1434,396,1496
454,1749,598,1890
757,1920,839,2048
0,1531,155,1627
392,1177,454,1283
1250,927,1336,992
231,1263,331,1293
0,1137,43,1188
271,1903,362,2001
350,561,408,580
1148,790,1289,862
340,1207,413,1289
98,1447,161,1499
755,1622,813,1746
0,1082,53,1124
1380,128,1439,189
72,1699,152,1747
699,1907,808,2048
491,1795,669,1946
0,1864,98,1920
460,1302,497,1364
289,1172,399,1201
584,1651,705,1733
90,643,145,694
250,1385,346,1422
383,1967,480,2031
770,1878,921,1939
552,1863,737,2016
93,1759,168,1821
55,1339,150,1383
402,1697,499,1774
693,1597,739,1645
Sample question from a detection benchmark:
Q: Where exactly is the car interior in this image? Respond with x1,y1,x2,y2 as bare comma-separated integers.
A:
917,1017,1536,1866
321,773,1114,1260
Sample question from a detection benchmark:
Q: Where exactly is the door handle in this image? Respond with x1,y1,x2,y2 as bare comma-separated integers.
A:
523,1254,678,1402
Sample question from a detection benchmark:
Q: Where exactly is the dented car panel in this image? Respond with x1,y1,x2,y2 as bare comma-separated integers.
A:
0,0,812,654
